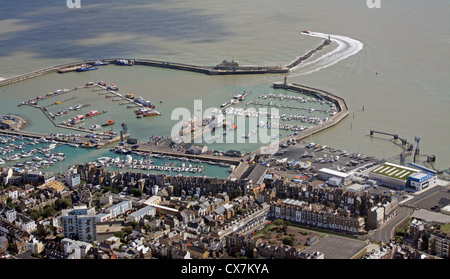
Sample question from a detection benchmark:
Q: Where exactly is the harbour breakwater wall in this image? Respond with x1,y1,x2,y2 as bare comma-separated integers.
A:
286,39,332,69
0,61,87,88
251,82,349,155
0,37,333,87
0,58,289,89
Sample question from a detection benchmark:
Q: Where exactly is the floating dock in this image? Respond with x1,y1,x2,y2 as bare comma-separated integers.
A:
0,129,128,149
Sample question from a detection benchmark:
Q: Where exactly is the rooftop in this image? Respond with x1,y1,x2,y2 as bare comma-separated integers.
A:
318,168,351,178
370,162,418,180
411,209,450,224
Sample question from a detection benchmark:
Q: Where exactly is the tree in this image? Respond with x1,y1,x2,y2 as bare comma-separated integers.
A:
230,188,242,199
123,226,133,235
131,188,142,197
282,236,295,246
36,223,48,237
274,219,284,226
55,197,72,211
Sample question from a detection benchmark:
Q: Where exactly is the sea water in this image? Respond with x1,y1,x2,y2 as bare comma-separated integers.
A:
0,0,449,172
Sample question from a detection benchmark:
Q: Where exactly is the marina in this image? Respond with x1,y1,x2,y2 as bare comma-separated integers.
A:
0,0,448,264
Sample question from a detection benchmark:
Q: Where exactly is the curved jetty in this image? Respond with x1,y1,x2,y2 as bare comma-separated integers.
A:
286,38,332,69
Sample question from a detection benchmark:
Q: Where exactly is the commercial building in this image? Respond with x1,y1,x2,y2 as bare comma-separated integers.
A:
407,172,437,191
369,163,419,190
128,206,156,223
185,144,208,155
61,206,97,243
95,200,132,223
318,168,353,186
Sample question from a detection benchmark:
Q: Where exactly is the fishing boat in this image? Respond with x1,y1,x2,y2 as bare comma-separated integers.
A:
116,59,134,66
86,110,98,117
102,120,114,126
76,64,98,72
93,60,109,66
71,115,85,124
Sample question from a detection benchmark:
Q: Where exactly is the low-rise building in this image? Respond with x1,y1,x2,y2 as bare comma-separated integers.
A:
96,200,132,222
429,233,450,258
128,205,156,223
318,168,353,186
270,199,365,234
407,172,437,191
60,238,93,259
369,163,419,190
185,144,208,155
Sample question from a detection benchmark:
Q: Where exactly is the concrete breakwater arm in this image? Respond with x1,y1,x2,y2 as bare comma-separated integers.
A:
249,82,349,156
0,38,332,88
285,39,332,69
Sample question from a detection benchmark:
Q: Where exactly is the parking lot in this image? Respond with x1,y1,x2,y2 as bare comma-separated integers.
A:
270,141,378,173
303,235,369,259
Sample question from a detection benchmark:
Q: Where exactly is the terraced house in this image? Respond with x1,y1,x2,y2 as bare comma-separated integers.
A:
269,198,366,234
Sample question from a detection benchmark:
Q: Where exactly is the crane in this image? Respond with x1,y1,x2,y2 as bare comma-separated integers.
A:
410,136,420,163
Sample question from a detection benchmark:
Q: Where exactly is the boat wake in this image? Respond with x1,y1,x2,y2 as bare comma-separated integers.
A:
289,31,363,76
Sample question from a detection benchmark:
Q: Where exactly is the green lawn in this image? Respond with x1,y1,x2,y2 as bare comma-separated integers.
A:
371,164,417,180
441,223,450,234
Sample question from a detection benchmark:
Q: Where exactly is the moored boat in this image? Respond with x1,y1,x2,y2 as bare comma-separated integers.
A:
102,120,115,126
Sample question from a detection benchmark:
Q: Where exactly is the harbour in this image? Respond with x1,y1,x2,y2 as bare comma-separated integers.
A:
0,1,449,263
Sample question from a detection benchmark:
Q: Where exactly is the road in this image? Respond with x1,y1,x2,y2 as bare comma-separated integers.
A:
362,184,449,244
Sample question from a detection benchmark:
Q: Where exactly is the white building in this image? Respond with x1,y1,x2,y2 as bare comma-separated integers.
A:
408,172,437,191
96,200,132,222
143,195,162,206
65,173,81,188
7,189,18,201
318,168,353,186
367,206,385,229
369,163,419,190
17,215,36,233
441,205,450,216
27,238,44,254
99,194,113,205
128,206,156,223
60,238,93,259
0,207,16,223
